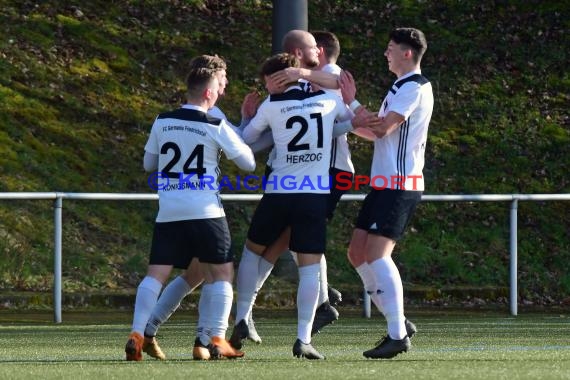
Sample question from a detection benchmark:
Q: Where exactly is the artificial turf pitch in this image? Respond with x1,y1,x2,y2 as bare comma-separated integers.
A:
0,309,569,380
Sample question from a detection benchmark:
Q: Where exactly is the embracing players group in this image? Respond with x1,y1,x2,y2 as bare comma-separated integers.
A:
125,26,434,361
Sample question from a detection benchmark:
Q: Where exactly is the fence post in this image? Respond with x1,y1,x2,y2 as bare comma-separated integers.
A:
53,195,62,323
510,198,518,316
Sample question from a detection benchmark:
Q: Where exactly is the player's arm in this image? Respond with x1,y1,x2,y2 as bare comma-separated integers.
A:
143,152,158,172
208,106,250,142
247,129,274,153
339,70,399,139
241,103,270,145
332,96,379,139
241,121,265,145
143,121,160,171
332,120,352,137
338,69,375,139
219,122,256,172
331,98,355,137
270,68,339,90
369,82,422,138
350,127,377,141
333,109,384,139
369,111,405,138
231,151,256,172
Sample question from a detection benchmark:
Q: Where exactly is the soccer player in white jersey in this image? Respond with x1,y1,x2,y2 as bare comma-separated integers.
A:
309,30,355,330
139,55,266,360
312,31,355,218
339,27,434,359
262,30,354,335
229,30,344,349
125,65,255,361
233,53,359,359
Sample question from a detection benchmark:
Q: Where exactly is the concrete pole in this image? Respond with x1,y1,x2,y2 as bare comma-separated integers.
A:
269,0,308,280
271,0,308,54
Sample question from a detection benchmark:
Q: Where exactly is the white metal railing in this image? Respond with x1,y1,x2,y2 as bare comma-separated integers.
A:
1,192,569,322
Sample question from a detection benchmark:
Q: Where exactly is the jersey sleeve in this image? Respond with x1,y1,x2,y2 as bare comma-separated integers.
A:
241,99,271,144
144,117,160,155
321,63,341,75
330,93,351,122
390,83,422,119
247,129,274,153
216,120,254,160
208,106,227,121
209,106,240,134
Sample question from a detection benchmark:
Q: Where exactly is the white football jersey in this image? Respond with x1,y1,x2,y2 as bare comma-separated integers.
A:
208,105,241,134
372,70,434,191
265,73,355,174
245,85,350,194
145,104,252,221
321,63,355,174
207,105,227,121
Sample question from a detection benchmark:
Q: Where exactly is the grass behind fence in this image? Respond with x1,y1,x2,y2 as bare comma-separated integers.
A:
0,309,569,379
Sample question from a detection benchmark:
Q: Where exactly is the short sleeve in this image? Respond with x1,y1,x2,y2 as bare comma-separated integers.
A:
144,117,160,155
216,120,253,160
390,83,422,119
241,99,271,144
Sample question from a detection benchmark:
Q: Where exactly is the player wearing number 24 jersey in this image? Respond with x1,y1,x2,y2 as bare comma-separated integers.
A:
125,66,254,362
145,105,254,222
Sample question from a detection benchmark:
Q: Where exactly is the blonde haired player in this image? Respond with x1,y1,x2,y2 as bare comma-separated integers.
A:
125,64,255,361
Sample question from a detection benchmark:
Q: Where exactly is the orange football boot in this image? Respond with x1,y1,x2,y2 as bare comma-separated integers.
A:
210,336,245,359
143,336,166,360
125,332,144,361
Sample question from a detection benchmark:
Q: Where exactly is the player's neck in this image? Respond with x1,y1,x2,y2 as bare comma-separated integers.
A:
394,63,420,78
185,97,210,111
318,60,335,70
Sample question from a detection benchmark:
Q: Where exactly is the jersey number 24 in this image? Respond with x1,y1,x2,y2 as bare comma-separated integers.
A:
160,142,205,179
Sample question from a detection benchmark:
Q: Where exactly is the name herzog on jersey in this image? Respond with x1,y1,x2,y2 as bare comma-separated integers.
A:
145,105,252,222
247,87,350,194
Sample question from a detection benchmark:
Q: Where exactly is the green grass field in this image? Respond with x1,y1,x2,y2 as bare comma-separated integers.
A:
1,309,569,380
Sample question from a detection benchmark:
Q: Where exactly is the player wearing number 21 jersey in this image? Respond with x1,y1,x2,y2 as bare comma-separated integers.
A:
242,78,353,194
237,53,355,359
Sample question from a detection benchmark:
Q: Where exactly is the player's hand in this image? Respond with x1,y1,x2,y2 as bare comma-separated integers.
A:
264,74,284,94
339,70,357,105
270,67,302,87
352,107,381,130
241,91,261,119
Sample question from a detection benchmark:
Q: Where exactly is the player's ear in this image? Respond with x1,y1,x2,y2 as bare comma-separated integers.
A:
203,87,213,100
294,47,303,59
